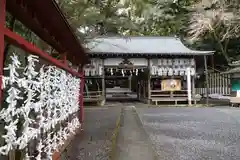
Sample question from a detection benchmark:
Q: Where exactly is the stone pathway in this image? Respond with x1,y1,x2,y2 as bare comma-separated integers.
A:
115,105,158,160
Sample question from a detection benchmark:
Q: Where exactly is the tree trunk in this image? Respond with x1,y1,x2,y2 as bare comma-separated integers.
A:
212,31,230,63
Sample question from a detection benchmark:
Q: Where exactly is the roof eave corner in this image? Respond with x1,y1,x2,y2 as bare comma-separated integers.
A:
201,51,214,55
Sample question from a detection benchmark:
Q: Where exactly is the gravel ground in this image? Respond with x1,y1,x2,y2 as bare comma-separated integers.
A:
136,107,240,160
64,107,121,160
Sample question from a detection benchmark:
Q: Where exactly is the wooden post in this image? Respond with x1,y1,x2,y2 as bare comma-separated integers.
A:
215,73,218,94
137,81,140,100
215,73,217,93
186,68,192,106
219,73,221,94
101,59,105,106
223,74,226,95
129,76,132,91
209,72,212,94
228,74,231,95
60,52,67,64
211,55,214,69
147,59,151,104
143,81,145,99
204,56,209,106
192,76,196,105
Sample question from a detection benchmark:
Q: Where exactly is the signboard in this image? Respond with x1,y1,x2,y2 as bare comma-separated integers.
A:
161,79,181,91
232,79,240,91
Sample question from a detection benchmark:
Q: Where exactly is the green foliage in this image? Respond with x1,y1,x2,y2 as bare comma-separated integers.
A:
5,0,240,65
187,0,240,63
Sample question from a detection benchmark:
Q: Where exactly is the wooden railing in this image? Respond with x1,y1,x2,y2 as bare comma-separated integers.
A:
195,69,231,96
150,90,189,105
150,90,188,98
195,87,231,96
83,91,103,102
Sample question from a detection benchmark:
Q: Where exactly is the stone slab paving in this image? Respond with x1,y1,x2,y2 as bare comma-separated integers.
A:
115,105,158,160
65,107,121,160
136,107,240,160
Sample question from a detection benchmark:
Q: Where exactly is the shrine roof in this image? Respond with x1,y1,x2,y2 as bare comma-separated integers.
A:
87,36,214,56
6,0,88,65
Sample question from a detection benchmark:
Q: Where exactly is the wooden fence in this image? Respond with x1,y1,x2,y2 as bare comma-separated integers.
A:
195,72,231,96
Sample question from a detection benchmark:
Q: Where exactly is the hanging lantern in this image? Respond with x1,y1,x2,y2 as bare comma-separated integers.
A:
180,70,184,76
157,68,162,76
151,66,156,75
121,69,125,77
86,69,89,76
168,68,173,76
173,68,178,76
135,69,138,76
162,68,167,76
179,59,183,65
190,68,195,75
191,59,195,66
99,66,103,75
168,59,172,65
110,68,113,75
163,59,167,65
158,59,162,66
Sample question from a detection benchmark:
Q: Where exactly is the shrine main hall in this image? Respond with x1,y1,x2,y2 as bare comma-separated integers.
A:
83,36,214,105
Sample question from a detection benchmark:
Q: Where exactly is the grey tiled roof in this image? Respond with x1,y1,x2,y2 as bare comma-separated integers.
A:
87,36,214,55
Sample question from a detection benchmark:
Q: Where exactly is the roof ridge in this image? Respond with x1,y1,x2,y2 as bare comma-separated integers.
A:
92,36,180,39
87,35,214,55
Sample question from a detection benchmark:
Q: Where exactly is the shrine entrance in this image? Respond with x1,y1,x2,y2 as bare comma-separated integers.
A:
104,58,148,100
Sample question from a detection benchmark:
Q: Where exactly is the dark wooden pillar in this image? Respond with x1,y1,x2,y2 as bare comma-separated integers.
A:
192,76,196,104
101,59,105,105
129,76,132,91
204,56,209,106
147,59,151,104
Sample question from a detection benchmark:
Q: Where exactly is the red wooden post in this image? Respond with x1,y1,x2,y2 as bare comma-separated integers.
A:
60,52,67,64
0,0,6,102
79,68,84,129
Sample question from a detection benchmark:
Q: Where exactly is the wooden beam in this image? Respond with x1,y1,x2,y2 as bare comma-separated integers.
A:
6,0,65,53
4,28,82,78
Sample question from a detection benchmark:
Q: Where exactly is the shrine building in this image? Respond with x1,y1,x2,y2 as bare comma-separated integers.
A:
83,36,214,105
